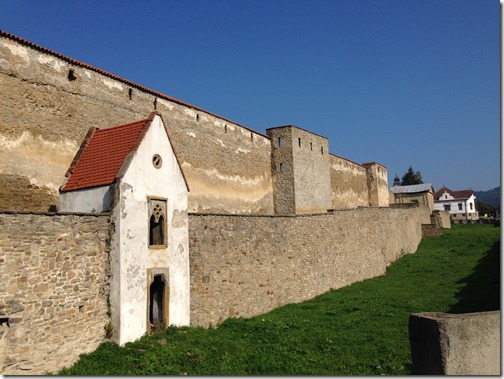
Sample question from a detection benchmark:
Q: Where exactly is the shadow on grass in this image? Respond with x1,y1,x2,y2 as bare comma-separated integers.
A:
449,240,500,314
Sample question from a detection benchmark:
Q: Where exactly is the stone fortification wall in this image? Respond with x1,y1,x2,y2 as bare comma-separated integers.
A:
329,154,369,209
266,127,296,214
0,33,273,215
362,162,389,207
0,174,60,212
188,205,431,327
290,127,331,213
0,212,111,375
267,126,332,214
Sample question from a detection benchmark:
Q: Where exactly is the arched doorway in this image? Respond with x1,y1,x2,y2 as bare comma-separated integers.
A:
147,270,169,333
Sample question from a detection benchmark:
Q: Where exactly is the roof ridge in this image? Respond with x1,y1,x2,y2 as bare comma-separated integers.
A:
95,118,150,133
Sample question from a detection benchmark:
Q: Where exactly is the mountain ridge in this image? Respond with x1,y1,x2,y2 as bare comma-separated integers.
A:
475,186,500,208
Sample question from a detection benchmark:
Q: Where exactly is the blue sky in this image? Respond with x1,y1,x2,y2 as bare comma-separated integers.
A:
1,0,500,192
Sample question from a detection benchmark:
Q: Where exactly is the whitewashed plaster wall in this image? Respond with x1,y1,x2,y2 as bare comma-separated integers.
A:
434,194,476,215
109,115,190,345
59,185,111,212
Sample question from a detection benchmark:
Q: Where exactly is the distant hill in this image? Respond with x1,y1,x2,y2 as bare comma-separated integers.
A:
475,186,500,208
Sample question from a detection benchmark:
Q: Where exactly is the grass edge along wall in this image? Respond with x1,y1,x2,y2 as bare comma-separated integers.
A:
0,204,429,374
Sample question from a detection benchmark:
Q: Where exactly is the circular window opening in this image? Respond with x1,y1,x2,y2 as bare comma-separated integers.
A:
152,154,162,169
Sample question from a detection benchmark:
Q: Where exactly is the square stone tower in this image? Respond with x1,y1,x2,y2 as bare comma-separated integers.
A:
266,126,332,214
362,162,389,207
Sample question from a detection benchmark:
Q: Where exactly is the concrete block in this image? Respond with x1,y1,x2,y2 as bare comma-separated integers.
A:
409,311,500,375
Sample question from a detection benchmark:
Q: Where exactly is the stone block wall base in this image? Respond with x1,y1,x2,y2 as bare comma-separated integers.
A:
409,311,500,375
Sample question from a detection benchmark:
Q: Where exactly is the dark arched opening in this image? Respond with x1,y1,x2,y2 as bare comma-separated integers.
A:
149,275,165,330
149,214,165,246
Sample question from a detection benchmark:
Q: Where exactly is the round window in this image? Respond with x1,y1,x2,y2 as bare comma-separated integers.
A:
152,154,162,169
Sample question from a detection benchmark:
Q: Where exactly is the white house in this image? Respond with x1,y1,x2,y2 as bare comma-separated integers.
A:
60,112,190,345
434,186,479,223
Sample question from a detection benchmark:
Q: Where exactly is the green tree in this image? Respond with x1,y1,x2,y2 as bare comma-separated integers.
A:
401,166,423,185
476,200,496,218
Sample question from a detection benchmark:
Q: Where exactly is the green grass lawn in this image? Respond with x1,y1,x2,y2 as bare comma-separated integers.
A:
57,223,500,375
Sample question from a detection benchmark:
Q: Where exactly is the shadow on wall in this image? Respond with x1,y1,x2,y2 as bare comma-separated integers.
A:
448,240,500,314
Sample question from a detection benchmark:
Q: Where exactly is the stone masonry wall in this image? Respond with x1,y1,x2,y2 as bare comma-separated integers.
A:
266,127,296,214
329,154,369,209
0,212,111,375
291,127,331,213
189,205,431,327
0,32,273,215
0,174,60,212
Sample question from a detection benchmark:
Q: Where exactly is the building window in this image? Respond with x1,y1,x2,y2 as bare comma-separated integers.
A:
470,203,473,210
152,154,162,169
279,163,284,172
458,203,463,211
278,136,283,147
444,204,451,211
68,69,77,81
298,137,301,147
321,146,324,155
148,198,167,247
310,142,313,151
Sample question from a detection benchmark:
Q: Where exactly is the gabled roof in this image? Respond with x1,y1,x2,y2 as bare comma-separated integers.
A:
60,112,188,192
390,183,434,194
434,186,474,200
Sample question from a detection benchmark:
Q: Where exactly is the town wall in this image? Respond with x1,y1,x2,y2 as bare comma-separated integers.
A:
266,127,296,214
267,126,332,214
329,154,369,209
291,127,331,213
0,203,431,373
363,162,389,207
0,212,111,375
0,33,274,215
0,174,60,212
188,205,431,327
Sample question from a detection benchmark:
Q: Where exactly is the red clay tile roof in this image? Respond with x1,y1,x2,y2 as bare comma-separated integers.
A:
61,115,154,192
435,186,474,200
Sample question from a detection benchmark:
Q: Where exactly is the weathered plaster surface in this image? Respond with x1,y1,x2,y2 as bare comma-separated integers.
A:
60,186,111,213
0,35,274,214
109,115,190,345
330,155,369,209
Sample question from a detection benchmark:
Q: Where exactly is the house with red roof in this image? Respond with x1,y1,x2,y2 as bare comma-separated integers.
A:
434,186,479,223
60,112,190,345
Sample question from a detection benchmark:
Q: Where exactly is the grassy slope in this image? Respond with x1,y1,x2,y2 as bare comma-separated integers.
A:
57,224,500,375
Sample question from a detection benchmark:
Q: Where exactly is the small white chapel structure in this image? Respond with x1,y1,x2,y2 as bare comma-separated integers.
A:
59,112,190,345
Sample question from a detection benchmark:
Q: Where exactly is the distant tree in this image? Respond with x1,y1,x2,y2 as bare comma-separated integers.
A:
476,200,497,218
401,166,423,185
